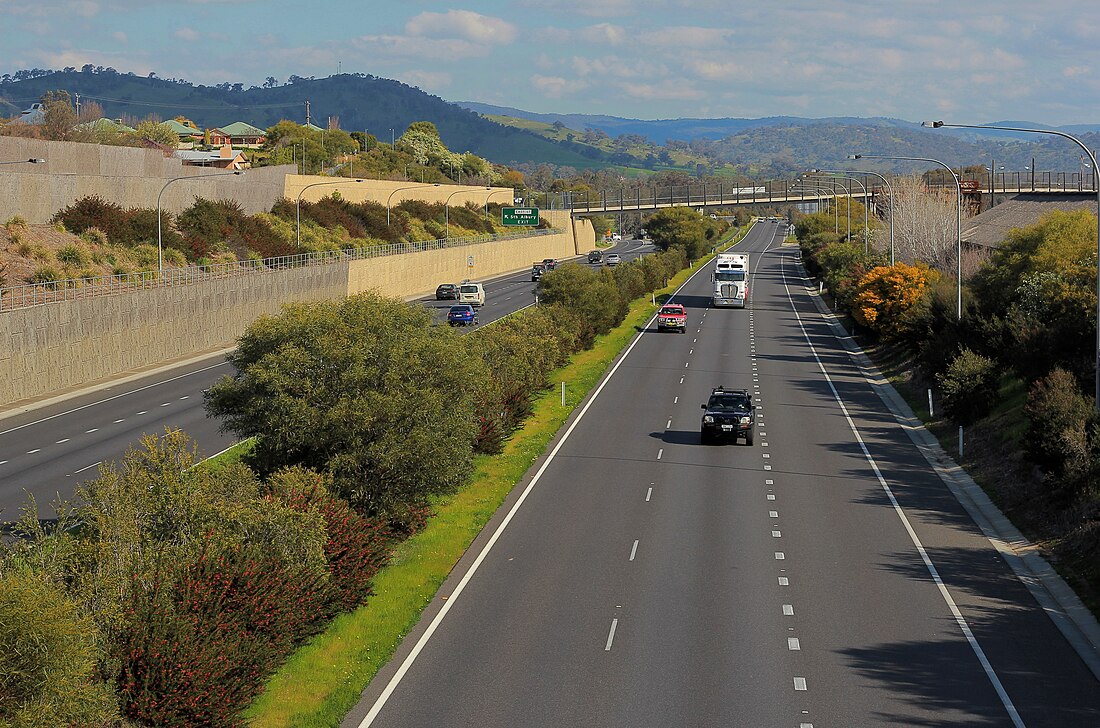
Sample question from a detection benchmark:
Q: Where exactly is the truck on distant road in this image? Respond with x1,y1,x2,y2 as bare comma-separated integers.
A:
712,253,748,308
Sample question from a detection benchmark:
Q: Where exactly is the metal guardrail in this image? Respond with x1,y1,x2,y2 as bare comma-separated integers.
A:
0,227,558,311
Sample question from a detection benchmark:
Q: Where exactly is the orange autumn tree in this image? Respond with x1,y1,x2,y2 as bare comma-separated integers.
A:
851,262,939,338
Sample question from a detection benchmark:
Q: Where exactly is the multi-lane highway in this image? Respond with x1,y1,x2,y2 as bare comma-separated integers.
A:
346,221,1100,727
0,239,651,520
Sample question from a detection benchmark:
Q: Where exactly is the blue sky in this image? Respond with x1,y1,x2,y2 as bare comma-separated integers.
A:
2,0,1098,124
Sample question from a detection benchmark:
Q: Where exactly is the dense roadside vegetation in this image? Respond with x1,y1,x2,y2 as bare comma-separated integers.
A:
1,190,537,289
0,210,727,726
796,201,1100,613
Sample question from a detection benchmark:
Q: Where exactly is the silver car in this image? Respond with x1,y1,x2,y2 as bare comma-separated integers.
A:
606,254,622,266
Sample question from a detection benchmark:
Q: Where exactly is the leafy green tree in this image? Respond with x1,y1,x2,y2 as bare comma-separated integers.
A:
644,206,710,260
133,119,178,148
536,264,626,346
0,569,119,726
205,293,483,516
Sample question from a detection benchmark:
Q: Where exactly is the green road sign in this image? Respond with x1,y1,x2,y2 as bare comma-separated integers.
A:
502,207,540,226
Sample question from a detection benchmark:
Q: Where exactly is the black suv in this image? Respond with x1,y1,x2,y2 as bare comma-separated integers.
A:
531,263,545,281
435,283,460,300
587,250,603,263
700,387,755,445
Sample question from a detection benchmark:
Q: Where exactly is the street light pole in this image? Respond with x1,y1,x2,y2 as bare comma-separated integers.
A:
0,158,47,166
808,170,870,252
851,152,962,319
923,120,1100,410
157,170,242,272
789,184,841,233
843,161,896,265
297,178,364,248
387,183,441,226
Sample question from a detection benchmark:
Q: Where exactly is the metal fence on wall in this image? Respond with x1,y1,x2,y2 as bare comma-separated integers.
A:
0,227,558,311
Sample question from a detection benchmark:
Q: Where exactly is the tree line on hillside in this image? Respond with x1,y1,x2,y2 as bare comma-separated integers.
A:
0,218,713,725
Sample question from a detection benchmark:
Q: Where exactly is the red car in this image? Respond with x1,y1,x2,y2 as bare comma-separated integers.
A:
657,303,687,333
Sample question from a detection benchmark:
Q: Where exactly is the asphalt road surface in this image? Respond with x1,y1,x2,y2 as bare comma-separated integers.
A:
346,221,1100,728
0,240,650,521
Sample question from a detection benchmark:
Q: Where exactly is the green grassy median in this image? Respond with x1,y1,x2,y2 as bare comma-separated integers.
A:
244,228,746,727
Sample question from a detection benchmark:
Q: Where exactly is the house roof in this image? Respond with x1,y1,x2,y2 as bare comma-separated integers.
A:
962,193,1097,248
303,122,324,132
215,121,266,136
165,119,202,136
76,117,136,133
175,148,245,164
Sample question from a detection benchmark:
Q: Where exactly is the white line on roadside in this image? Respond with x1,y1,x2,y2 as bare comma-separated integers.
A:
779,248,1026,728
86,428,98,433
0,460,7,465
629,540,639,561
770,511,779,518
73,461,101,474
673,397,678,404
136,411,146,415
783,604,794,615
767,494,776,501
666,419,672,428
779,577,789,585
794,677,808,691
56,438,69,444
646,487,652,502
775,552,785,560
26,449,40,454
113,419,124,423
772,530,782,538
605,619,619,651
788,638,801,650
657,449,663,460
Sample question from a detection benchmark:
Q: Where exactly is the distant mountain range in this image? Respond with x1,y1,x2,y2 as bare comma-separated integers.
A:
2,69,1097,175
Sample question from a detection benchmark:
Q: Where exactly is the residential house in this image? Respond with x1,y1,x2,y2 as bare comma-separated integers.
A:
174,144,249,170
9,103,45,125
75,118,136,135
208,121,266,148
164,119,204,149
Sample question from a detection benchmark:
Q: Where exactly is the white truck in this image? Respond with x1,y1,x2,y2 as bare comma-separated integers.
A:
712,253,748,308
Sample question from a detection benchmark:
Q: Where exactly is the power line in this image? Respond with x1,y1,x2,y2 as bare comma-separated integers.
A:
74,93,304,110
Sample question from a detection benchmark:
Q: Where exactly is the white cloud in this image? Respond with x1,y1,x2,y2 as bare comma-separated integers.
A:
112,30,127,44
400,69,452,92
620,79,704,101
174,27,199,41
531,75,572,98
405,10,516,45
1063,65,1090,78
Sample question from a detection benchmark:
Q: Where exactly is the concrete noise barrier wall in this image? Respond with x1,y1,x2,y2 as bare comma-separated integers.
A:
0,229,582,409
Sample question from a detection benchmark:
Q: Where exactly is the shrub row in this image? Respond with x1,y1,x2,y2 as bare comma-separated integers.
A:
3,235,704,724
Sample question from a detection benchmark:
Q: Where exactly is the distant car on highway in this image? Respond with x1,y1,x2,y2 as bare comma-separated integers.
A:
458,282,485,306
656,303,687,333
435,283,460,300
611,233,622,241
700,387,755,445
447,304,479,326
531,263,546,281
587,250,603,263
542,258,558,270
606,253,622,266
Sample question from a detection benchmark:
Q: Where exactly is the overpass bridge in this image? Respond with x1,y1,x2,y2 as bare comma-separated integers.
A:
530,169,1097,216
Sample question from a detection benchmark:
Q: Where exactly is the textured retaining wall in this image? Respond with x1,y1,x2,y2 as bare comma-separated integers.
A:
0,264,348,407
0,137,292,223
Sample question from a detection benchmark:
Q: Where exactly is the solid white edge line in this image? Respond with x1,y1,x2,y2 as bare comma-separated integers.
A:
629,539,639,561
779,247,1026,728
605,618,619,651
73,461,102,474
354,235,724,727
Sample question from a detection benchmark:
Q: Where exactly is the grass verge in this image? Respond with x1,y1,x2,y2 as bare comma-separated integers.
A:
244,232,746,726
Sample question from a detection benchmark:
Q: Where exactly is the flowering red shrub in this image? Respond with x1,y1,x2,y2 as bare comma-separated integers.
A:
116,545,329,726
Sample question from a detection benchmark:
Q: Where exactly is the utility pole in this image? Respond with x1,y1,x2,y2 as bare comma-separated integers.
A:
74,92,81,117
305,100,311,127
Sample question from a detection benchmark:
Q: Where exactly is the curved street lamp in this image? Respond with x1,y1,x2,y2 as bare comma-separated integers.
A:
0,158,46,165
387,183,441,226
850,153,962,320
842,162,896,265
790,183,842,233
923,120,1100,409
296,178,364,248
483,188,512,222
157,170,243,273
809,171,871,252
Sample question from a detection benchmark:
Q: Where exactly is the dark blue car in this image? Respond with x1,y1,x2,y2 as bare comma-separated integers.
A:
447,304,479,327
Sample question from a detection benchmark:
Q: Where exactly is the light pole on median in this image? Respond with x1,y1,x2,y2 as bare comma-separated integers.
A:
387,183,441,227
923,120,1100,410
843,160,896,265
808,170,870,252
297,178,364,248
851,152,962,320
157,170,243,273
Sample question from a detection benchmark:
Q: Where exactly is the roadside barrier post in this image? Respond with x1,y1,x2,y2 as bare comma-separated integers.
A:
928,389,934,417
